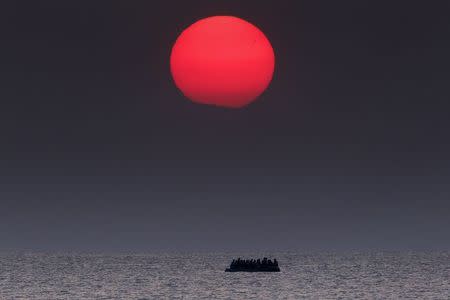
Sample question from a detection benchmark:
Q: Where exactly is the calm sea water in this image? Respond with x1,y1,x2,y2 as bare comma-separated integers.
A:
0,252,448,299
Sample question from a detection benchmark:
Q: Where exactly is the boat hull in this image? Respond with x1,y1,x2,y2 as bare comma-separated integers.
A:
225,267,280,272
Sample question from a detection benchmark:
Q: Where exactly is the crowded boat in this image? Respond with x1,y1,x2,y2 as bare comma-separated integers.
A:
225,257,280,272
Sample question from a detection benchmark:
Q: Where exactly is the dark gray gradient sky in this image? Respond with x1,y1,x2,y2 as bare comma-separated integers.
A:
1,1,449,251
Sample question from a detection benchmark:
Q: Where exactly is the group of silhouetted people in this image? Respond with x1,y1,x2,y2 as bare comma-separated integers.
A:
229,257,279,270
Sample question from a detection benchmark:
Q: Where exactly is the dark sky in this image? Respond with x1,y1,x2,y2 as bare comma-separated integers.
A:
1,1,449,251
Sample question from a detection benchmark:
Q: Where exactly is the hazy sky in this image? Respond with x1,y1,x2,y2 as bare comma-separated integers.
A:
1,1,449,251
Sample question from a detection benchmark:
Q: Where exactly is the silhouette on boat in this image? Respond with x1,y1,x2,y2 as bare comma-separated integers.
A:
225,257,280,272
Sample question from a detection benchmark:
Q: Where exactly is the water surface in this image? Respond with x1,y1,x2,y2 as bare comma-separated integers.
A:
0,252,448,299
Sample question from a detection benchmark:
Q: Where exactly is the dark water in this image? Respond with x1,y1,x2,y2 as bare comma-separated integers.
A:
0,252,448,299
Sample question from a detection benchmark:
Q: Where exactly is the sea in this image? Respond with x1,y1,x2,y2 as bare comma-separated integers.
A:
0,252,448,299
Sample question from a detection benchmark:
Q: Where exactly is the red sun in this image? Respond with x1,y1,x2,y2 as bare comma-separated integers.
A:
170,16,275,108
